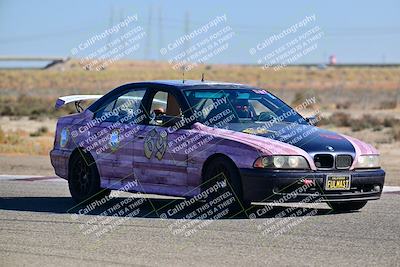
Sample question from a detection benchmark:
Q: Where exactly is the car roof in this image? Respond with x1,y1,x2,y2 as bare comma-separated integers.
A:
121,80,254,90
88,80,265,113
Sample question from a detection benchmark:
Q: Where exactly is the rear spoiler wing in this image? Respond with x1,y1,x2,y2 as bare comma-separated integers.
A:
55,94,167,113
55,95,103,112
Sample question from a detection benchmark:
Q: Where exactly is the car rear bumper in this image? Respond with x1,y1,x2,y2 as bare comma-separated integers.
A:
50,149,69,179
239,168,385,203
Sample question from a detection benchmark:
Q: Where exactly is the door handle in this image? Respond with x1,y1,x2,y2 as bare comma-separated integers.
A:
138,135,145,139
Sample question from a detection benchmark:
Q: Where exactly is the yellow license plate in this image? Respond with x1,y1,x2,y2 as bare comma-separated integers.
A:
325,175,351,190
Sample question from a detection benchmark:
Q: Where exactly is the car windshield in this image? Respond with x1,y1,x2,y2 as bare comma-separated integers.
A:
183,88,307,127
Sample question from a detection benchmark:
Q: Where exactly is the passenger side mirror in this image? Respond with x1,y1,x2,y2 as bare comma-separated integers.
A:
306,116,318,126
158,115,190,128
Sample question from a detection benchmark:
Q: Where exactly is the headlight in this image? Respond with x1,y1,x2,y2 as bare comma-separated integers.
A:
355,155,380,169
254,156,310,169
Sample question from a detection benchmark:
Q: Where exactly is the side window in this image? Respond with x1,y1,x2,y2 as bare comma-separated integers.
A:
98,99,116,118
95,89,146,123
149,91,182,126
150,91,168,117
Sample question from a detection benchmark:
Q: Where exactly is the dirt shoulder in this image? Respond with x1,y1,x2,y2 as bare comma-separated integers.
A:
0,154,54,176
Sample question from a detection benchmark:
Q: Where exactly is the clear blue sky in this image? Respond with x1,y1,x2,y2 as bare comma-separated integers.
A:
0,0,399,64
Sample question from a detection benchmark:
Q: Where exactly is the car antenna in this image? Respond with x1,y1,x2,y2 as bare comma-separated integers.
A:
201,73,205,82
182,71,185,83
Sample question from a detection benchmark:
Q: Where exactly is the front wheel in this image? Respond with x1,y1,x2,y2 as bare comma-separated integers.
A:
328,201,368,212
203,157,251,217
68,152,110,204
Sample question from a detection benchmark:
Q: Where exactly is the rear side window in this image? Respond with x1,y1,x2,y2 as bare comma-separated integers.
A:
94,89,146,123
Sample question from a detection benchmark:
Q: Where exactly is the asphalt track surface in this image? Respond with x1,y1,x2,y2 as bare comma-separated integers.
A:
0,175,399,266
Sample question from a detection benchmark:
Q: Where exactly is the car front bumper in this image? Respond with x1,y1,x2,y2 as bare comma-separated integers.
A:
239,168,385,203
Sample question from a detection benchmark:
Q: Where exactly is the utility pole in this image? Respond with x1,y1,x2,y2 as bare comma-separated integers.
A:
119,9,125,42
181,11,190,72
144,6,153,60
107,6,115,53
158,6,164,60
184,11,190,54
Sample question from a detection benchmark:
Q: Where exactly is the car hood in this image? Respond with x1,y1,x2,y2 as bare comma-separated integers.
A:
227,122,377,156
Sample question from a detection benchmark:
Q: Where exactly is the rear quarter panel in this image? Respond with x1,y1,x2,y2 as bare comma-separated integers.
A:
50,111,93,179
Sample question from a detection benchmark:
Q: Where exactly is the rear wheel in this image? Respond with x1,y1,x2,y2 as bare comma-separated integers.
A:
203,157,250,217
68,151,110,204
328,201,368,212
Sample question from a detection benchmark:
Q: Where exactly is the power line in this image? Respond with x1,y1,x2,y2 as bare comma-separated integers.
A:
1,13,400,46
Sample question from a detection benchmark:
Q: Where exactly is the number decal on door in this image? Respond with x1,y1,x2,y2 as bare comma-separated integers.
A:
144,129,168,160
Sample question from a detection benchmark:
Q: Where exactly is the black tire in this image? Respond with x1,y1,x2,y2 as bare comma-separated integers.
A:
203,157,251,217
68,151,110,204
328,201,368,212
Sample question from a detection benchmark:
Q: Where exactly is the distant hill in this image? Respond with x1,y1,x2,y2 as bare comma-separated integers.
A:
0,59,399,117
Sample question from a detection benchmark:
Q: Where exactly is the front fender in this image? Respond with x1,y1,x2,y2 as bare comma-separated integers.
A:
190,123,316,169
